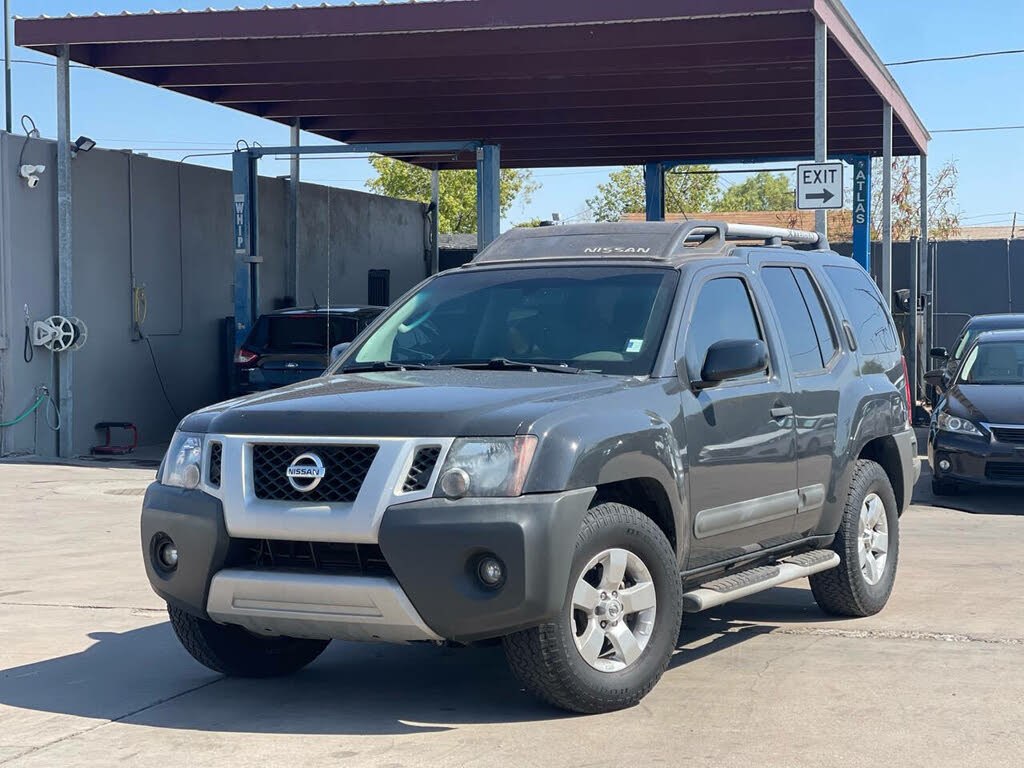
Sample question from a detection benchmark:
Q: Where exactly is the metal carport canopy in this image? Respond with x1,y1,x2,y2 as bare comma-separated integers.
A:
16,0,928,169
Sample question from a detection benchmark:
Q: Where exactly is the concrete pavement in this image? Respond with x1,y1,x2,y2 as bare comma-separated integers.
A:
1,461,1022,767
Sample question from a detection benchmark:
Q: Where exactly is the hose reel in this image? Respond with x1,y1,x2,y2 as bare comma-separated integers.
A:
31,315,88,353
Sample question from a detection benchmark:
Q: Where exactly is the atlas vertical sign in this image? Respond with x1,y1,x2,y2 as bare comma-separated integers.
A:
852,158,870,229
851,157,872,270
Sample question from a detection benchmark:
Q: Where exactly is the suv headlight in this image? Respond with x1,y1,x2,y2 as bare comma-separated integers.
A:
436,436,538,499
936,412,984,437
160,432,205,489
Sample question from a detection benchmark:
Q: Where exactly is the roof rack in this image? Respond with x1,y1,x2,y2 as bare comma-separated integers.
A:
662,220,829,255
466,220,830,268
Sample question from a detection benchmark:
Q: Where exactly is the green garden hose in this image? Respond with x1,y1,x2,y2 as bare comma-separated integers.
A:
0,394,46,427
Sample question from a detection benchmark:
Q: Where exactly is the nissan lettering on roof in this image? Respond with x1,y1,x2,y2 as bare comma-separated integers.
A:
796,162,844,210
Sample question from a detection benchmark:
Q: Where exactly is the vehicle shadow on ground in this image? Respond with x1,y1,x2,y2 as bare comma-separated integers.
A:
0,603,795,733
913,458,1022,516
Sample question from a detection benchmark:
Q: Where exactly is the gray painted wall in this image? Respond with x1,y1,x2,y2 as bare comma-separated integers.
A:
0,133,428,458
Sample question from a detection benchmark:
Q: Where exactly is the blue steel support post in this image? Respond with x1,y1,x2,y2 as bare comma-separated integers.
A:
644,162,665,221
852,156,871,270
477,144,501,251
232,150,260,351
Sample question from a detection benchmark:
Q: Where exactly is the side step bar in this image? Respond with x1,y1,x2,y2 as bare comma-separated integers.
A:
682,549,840,613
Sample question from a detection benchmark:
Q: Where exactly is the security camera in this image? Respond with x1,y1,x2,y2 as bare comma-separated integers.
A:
19,164,46,189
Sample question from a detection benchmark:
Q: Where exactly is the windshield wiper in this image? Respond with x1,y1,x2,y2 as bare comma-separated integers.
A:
451,357,581,374
340,361,446,373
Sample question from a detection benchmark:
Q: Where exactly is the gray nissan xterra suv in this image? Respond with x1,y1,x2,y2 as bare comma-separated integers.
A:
143,221,919,714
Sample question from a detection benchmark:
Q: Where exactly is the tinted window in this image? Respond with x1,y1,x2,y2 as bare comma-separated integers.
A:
825,266,897,355
247,314,363,353
761,267,824,373
686,277,765,381
793,268,839,365
344,266,679,376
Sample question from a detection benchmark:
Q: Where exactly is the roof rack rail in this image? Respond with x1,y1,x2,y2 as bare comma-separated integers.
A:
661,220,829,255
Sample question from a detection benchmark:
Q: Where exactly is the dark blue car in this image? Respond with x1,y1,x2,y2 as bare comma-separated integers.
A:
234,306,384,394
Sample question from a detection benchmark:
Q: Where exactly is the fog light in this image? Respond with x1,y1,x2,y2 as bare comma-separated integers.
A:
440,468,470,499
158,541,179,569
939,459,951,472
477,556,505,588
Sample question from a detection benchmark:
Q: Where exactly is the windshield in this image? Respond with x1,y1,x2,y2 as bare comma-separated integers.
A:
958,341,1024,385
335,266,679,376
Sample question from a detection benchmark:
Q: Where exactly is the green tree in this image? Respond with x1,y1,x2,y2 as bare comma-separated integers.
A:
870,157,961,240
712,171,794,211
586,165,720,222
366,156,537,234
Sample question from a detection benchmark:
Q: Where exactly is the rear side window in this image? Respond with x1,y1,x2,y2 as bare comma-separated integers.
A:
792,269,838,365
761,267,827,373
685,277,766,381
825,266,897,355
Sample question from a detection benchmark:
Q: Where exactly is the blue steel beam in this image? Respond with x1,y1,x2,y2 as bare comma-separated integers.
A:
851,155,871,270
644,161,665,222
232,150,260,351
248,140,480,159
477,144,500,250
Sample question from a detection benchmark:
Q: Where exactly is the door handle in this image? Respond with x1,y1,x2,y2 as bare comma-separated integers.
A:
771,406,794,419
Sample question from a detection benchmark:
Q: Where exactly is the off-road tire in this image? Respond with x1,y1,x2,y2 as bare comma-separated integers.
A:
810,460,899,617
502,502,682,714
931,477,959,496
169,605,330,677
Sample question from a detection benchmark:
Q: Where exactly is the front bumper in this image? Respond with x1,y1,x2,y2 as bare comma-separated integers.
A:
928,428,1024,486
141,483,595,643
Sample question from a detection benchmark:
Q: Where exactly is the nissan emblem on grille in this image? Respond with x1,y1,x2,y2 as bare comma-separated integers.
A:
286,452,326,492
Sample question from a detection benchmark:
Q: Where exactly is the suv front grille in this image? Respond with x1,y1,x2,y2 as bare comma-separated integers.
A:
986,462,1024,481
231,538,393,577
403,446,441,492
252,444,378,502
990,427,1024,445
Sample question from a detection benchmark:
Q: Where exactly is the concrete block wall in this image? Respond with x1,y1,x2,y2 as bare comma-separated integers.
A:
0,133,428,458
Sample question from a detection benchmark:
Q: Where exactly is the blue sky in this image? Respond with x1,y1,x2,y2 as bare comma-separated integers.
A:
4,0,1023,230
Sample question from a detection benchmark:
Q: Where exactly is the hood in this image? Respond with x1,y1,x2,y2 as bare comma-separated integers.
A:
181,369,635,438
944,384,1024,425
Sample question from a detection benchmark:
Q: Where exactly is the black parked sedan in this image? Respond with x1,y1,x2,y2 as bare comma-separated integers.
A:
928,329,1024,495
234,306,384,394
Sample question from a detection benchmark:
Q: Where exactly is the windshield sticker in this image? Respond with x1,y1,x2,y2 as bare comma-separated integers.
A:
625,339,644,354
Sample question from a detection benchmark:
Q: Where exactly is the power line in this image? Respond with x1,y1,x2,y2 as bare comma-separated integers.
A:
886,48,1024,66
932,125,1024,134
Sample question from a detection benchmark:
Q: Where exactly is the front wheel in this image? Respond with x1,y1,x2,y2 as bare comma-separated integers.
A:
810,459,900,617
169,605,330,677
503,502,682,714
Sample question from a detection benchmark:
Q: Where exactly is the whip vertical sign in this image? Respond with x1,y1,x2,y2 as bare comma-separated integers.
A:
234,193,248,255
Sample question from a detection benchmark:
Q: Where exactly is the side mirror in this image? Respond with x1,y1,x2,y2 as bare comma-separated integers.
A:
330,342,351,365
930,347,949,360
697,339,768,389
923,368,948,392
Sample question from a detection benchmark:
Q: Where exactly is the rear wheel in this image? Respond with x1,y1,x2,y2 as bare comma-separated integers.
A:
169,605,329,677
503,502,681,714
810,460,899,617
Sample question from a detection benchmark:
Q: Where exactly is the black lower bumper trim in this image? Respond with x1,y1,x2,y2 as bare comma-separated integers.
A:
378,488,596,642
141,483,231,619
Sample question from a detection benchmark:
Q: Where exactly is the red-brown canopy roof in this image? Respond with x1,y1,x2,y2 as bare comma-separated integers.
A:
16,0,928,169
